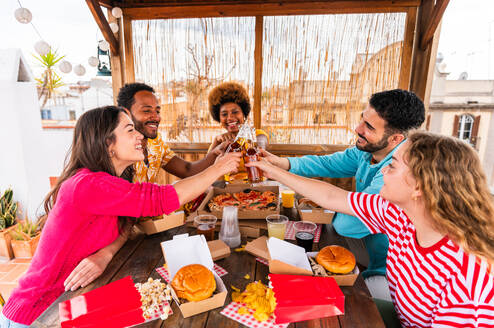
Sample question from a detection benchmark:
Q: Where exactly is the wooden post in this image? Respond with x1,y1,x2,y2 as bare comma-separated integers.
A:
107,9,124,103
122,16,136,83
398,7,417,90
253,16,263,130
410,0,441,111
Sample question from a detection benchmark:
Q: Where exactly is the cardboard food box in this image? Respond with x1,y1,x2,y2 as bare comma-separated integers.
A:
269,273,345,324
162,237,231,262
193,185,280,219
296,199,335,224
137,211,185,235
207,239,231,261
161,234,227,318
245,236,359,286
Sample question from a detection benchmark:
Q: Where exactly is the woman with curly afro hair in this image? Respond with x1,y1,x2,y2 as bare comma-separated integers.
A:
208,82,269,182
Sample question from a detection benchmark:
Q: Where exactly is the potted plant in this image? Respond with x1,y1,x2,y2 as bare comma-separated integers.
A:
0,188,18,259
10,220,41,259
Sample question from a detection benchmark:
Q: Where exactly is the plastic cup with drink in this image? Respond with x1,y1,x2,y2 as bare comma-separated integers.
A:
194,214,217,241
293,221,317,252
281,190,295,208
266,214,288,240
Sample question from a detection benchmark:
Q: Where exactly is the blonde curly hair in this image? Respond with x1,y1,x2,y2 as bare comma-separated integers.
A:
208,82,251,122
406,131,494,265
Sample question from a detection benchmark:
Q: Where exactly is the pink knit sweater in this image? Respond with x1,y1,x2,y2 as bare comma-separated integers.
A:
2,168,180,325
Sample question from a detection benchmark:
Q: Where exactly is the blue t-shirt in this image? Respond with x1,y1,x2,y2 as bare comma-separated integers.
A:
288,145,400,277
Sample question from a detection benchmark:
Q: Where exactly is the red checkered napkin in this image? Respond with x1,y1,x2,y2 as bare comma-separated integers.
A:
156,263,227,283
221,302,289,328
256,257,269,266
284,221,322,243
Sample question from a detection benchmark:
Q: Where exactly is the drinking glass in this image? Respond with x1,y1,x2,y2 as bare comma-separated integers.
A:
194,215,217,241
266,214,288,239
293,221,317,252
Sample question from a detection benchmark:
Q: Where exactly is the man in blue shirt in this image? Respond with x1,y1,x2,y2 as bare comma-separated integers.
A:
262,89,425,299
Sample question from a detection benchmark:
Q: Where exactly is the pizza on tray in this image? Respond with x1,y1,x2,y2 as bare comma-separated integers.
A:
208,189,277,211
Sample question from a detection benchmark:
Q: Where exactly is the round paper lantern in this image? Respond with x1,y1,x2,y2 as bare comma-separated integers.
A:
14,7,32,24
88,56,99,67
74,64,86,76
34,41,51,56
111,7,122,18
109,22,119,33
99,40,110,52
59,61,72,74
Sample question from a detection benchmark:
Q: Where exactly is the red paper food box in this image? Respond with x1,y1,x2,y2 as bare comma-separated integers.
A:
269,274,345,324
59,276,146,328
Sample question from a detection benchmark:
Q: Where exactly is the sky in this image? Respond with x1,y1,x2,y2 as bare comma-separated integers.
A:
0,0,493,83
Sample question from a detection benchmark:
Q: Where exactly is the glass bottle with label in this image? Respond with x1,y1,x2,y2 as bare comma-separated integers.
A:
243,127,263,183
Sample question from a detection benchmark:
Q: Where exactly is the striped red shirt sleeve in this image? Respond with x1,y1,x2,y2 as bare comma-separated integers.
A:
348,192,407,238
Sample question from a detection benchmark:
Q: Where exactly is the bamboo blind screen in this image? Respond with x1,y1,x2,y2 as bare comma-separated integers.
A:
133,13,406,144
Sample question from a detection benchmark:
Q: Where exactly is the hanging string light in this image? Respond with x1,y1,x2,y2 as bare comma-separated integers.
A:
109,22,119,33
111,7,122,19
34,40,51,56
88,56,99,67
59,61,72,74
14,7,32,24
98,40,110,52
74,64,86,76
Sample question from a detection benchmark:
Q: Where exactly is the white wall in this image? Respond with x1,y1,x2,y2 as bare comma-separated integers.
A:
0,81,52,219
0,49,74,219
0,84,74,219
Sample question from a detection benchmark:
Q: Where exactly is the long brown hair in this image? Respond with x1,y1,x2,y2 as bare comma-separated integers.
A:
43,106,133,230
406,131,494,264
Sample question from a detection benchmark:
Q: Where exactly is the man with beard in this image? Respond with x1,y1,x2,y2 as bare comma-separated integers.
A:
117,83,226,183
261,89,425,300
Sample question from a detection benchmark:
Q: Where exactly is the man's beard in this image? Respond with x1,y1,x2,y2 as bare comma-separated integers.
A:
131,113,158,139
355,133,389,153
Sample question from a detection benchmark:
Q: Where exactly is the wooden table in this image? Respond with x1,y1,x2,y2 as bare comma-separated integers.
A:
33,213,385,328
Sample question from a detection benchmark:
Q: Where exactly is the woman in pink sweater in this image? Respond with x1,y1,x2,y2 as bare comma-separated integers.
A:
1,106,241,326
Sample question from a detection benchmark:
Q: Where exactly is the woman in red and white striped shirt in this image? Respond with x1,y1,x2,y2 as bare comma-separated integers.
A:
247,131,494,327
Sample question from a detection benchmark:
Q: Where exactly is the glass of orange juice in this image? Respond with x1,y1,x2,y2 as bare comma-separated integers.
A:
281,190,295,208
266,214,288,239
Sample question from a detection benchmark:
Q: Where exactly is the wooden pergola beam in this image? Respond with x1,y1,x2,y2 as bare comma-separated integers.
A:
86,0,119,55
253,16,263,130
398,7,417,90
98,0,113,8
122,1,420,20
420,0,449,50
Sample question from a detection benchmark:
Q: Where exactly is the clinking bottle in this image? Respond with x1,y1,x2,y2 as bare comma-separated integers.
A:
243,134,263,183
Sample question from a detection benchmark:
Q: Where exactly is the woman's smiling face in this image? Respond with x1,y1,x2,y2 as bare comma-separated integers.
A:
380,141,418,206
219,102,245,133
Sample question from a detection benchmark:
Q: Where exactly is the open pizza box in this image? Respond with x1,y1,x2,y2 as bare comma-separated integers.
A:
245,236,359,286
296,199,335,224
191,185,280,219
137,211,185,235
59,276,169,327
269,273,345,324
161,234,227,318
